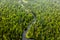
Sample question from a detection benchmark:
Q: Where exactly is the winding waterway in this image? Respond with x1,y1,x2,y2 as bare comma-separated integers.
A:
22,11,36,40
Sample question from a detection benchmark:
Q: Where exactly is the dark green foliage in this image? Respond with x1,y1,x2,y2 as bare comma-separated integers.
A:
0,0,60,40
0,0,34,40
26,0,60,40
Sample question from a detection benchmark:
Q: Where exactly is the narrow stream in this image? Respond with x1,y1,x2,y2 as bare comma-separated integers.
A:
22,12,36,40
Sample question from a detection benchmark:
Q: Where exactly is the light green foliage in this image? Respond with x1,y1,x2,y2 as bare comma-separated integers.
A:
0,0,60,40
0,0,33,40
26,0,60,40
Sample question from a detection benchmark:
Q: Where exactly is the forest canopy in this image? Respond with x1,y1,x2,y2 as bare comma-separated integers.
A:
0,0,60,40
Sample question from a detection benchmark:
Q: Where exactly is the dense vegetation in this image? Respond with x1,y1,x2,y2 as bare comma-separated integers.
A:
0,0,60,40
0,0,34,40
